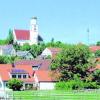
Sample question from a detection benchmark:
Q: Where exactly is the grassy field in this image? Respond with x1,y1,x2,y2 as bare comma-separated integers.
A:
13,90,100,100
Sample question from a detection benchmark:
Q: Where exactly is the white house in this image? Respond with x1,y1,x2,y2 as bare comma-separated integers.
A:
41,47,61,58
34,70,56,90
16,51,33,59
0,44,16,56
13,17,43,46
0,64,35,90
0,76,12,98
0,64,56,90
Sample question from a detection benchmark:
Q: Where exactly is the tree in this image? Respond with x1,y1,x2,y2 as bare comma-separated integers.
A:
30,43,46,58
92,70,100,83
96,41,100,46
0,40,8,45
46,40,67,48
30,44,38,58
7,29,14,44
20,43,31,51
0,56,11,64
0,56,21,64
95,50,100,57
51,44,93,81
13,42,20,51
8,79,23,91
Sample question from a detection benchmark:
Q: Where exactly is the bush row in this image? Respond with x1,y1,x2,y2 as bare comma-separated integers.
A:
55,80,100,90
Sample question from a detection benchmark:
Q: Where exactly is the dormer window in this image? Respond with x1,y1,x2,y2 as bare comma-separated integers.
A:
32,66,39,70
32,63,42,70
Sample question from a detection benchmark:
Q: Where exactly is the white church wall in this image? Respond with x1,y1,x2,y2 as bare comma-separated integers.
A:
13,17,39,45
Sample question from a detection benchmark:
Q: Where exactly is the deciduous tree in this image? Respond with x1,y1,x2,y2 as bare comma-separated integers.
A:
51,44,93,81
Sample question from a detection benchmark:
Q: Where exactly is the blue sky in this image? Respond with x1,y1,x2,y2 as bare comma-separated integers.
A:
0,0,100,44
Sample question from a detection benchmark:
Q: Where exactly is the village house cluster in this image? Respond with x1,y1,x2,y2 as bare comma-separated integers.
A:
0,17,62,90
0,17,100,91
0,45,61,90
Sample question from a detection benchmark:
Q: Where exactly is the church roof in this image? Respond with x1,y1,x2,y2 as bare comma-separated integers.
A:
14,29,30,40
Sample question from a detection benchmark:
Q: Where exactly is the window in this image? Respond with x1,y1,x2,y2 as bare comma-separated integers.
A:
18,75,21,78
34,25,37,31
12,74,16,78
5,83,8,87
32,66,39,70
23,75,27,78
0,82,2,88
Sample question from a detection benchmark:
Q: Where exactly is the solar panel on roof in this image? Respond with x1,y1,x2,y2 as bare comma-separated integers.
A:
11,69,27,73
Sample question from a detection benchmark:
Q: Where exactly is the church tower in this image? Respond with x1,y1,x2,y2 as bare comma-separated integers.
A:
30,17,39,45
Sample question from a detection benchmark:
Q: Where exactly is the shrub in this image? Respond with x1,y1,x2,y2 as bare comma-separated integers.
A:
84,82,100,89
8,79,23,91
55,80,84,90
55,81,71,90
70,80,84,90
20,43,31,51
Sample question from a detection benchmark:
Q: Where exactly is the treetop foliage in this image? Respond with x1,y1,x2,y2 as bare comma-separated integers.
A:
0,29,13,45
95,50,100,57
51,44,94,81
96,41,100,46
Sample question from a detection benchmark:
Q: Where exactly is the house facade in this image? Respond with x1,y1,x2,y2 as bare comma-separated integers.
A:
41,48,61,58
13,17,43,46
0,64,35,90
0,61,56,90
0,45,16,56
16,51,33,59
34,70,56,90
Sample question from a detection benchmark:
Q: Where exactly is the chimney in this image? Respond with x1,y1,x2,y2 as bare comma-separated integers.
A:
12,62,15,68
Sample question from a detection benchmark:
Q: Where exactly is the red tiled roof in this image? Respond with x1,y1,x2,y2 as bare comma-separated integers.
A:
48,48,61,58
15,65,33,76
13,65,34,83
15,59,52,70
0,69,10,81
0,64,34,82
14,29,30,40
96,64,100,69
89,46,100,52
95,57,100,62
48,48,61,53
35,70,54,82
0,64,12,81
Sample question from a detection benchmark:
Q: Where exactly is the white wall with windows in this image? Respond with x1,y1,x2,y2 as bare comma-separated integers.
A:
11,74,29,79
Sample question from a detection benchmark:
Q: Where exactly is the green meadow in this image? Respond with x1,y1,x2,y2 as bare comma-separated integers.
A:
13,90,100,100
